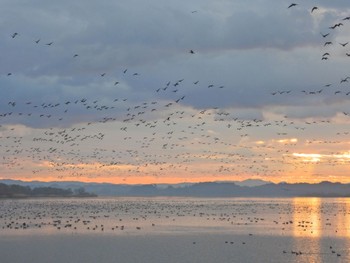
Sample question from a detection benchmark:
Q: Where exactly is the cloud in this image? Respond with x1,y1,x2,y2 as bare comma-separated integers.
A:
1,0,350,183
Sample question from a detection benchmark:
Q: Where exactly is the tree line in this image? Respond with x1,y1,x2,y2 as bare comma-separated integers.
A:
0,183,96,198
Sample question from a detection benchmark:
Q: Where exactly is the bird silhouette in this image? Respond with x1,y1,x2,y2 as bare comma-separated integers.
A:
329,23,343,29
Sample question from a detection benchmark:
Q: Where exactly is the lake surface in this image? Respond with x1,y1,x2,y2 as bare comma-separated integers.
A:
1,197,350,262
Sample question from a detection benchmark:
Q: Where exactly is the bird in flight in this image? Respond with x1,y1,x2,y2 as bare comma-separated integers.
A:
339,42,349,47
311,7,318,13
288,3,297,8
329,23,343,29
320,32,329,38
189,50,195,54
35,39,40,44
46,42,53,46
340,77,349,83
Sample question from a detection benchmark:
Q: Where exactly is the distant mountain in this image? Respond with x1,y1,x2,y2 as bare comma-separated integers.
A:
1,179,350,197
231,179,271,187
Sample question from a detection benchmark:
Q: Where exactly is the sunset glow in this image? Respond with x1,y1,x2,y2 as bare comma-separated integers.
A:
1,1,350,185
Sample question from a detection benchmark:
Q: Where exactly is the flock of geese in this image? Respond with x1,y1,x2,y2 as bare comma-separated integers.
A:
0,3,350,182
272,4,350,97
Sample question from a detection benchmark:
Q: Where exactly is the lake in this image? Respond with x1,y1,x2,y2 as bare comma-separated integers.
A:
0,197,349,262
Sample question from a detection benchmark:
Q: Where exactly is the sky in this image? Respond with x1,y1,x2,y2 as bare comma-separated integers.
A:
1,0,350,184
